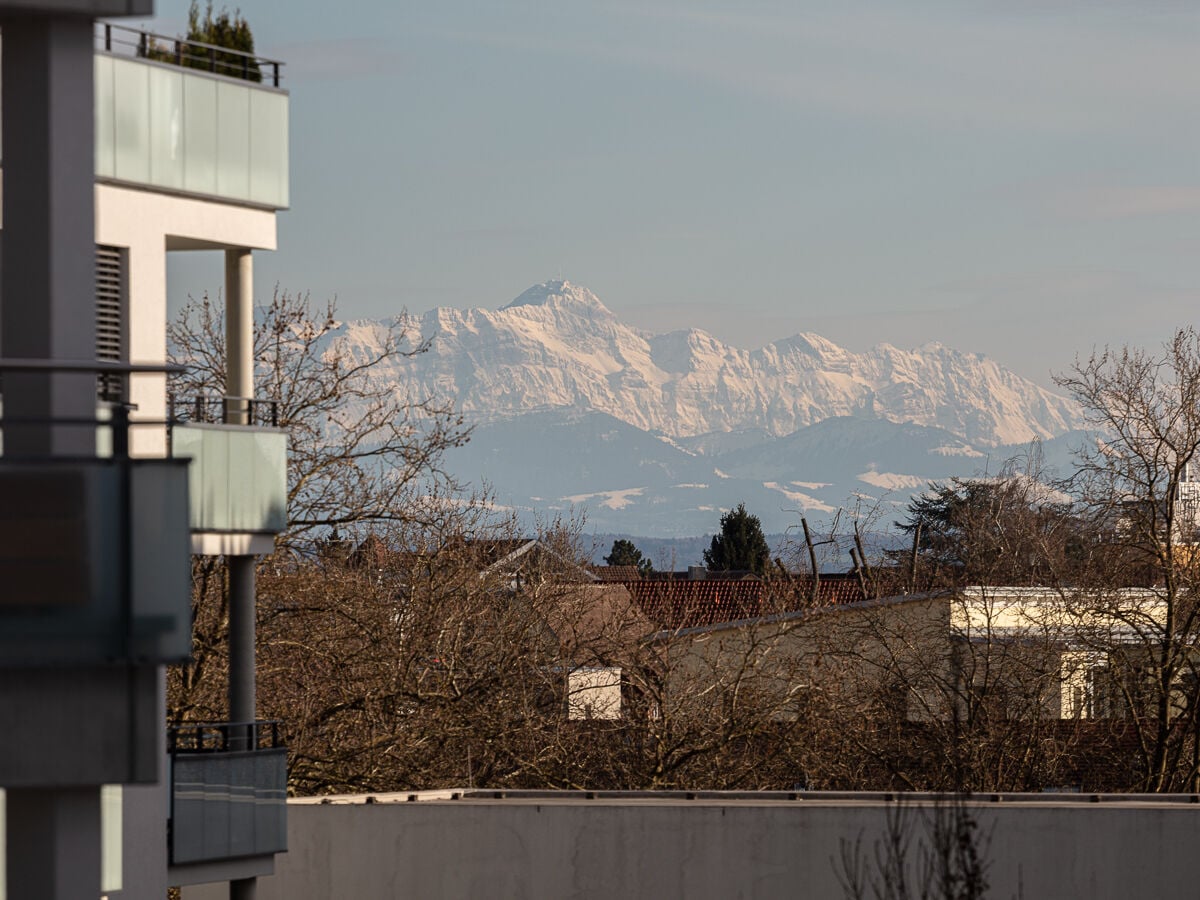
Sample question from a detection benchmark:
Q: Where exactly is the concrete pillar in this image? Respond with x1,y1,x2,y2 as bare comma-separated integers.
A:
6,788,102,900
228,554,257,900
225,248,258,900
224,249,253,425
228,555,257,736
0,16,96,458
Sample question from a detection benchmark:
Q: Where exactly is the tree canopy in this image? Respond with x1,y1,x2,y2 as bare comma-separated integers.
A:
704,503,770,574
151,1,262,82
897,474,1078,587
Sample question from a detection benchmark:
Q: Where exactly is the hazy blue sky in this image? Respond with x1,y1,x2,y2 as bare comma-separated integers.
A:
156,0,1198,388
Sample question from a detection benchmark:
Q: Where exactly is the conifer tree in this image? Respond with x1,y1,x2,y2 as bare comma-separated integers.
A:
704,503,770,574
605,538,652,575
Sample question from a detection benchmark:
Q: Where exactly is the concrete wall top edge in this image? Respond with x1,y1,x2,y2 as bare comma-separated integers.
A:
290,789,1200,809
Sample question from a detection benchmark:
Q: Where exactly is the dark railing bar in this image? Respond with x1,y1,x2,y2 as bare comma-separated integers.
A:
0,416,169,428
168,719,284,753
96,21,286,86
167,393,280,428
0,358,185,374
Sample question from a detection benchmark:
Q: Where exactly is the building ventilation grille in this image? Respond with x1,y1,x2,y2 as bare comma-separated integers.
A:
95,245,125,402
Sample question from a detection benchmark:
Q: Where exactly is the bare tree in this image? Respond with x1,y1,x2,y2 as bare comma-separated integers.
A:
167,290,472,725
836,796,993,900
168,289,471,551
1054,328,1200,791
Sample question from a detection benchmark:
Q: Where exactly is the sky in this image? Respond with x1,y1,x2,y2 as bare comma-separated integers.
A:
156,0,1199,389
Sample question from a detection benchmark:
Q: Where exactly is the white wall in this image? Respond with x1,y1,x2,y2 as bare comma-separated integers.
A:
93,183,277,456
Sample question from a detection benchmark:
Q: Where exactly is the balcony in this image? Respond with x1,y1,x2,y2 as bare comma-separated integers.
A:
169,396,288,537
0,23,289,210
0,395,193,669
168,720,288,866
94,24,289,209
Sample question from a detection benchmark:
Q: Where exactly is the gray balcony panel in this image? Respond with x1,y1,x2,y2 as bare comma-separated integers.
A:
182,74,219,195
249,89,289,206
129,459,194,657
6,50,287,208
112,55,151,184
172,424,287,535
171,749,288,864
215,79,251,201
95,55,116,176
149,64,185,190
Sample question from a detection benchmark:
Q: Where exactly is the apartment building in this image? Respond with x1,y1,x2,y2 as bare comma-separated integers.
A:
0,6,288,897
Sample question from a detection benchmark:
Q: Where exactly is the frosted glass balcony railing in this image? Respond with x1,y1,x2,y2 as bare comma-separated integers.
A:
94,53,289,209
171,423,288,535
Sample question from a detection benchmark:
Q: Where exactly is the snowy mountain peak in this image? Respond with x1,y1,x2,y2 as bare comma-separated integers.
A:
341,281,1085,447
501,279,611,315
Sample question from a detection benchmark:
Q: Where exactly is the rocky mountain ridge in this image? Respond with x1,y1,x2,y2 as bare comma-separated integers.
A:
331,279,1083,448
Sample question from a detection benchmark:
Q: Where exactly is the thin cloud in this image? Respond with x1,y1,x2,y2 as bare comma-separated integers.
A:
1053,186,1200,219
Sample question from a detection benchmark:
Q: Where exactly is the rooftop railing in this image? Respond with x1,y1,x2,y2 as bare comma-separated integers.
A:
98,21,284,88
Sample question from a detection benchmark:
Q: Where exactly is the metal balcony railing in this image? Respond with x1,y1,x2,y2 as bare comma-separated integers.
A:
168,394,280,428
169,719,283,753
98,22,284,87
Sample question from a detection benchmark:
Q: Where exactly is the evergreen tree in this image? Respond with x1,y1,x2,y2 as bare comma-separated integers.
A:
704,503,770,574
605,538,652,575
163,1,262,82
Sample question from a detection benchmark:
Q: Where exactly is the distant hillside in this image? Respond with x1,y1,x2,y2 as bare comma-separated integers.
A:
447,410,1087,536
327,279,1090,537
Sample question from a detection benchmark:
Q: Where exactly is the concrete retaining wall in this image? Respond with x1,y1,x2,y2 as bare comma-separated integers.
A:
185,791,1200,899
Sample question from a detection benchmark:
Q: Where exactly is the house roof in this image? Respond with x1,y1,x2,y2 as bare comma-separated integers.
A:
587,565,643,582
480,539,598,583
626,579,766,629
624,575,868,630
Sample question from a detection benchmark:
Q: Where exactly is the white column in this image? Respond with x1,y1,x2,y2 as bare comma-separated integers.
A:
224,247,258,900
224,248,253,425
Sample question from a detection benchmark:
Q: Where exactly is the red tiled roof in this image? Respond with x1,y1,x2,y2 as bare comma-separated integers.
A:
586,565,643,582
797,576,867,606
644,570,760,582
625,580,768,629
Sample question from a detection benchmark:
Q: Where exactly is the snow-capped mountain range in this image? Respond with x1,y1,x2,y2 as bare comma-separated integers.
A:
328,280,1088,535
337,280,1081,448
